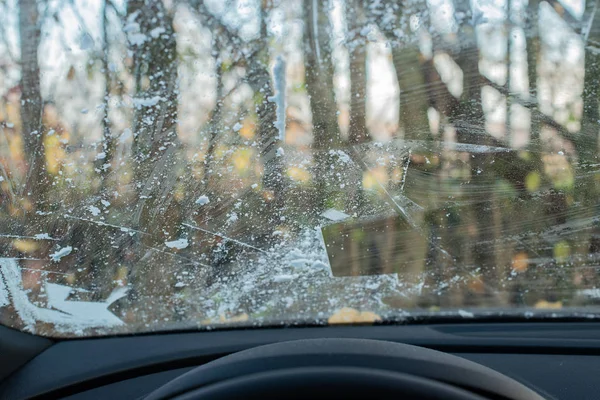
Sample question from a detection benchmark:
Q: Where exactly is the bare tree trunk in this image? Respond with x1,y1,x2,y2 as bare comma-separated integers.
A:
246,7,286,222
19,0,46,203
304,0,341,213
127,0,180,232
347,0,370,144
204,61,223,184
96,0,115,180
125,0,182,300
392,48,432,140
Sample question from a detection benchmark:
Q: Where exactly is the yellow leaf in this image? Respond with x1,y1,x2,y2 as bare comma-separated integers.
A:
553,241,571,263
12,239,38,253
239,119,255,139
512,252,529,273
525,171,541,192
534,300,562,309
328,307,381,324
287,166,310,182
202,313,249,325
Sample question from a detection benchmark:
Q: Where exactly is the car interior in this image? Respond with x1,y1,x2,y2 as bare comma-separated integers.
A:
2,321,600,399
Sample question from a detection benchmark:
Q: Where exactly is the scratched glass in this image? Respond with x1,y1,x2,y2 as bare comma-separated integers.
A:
1,0,600,337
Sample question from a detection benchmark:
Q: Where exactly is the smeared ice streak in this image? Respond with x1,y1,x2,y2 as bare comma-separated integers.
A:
0,234,58,240
18,267,70,276
64,215,148,236
142,244,211,268
400,150,411,193
348,147,423,229
348,147,502,296
583,0,598,42
267,56,286,141
182,223,267,253
397,139,511,154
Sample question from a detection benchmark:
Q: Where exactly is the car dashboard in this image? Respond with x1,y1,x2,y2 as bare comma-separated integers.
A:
1,322,600,399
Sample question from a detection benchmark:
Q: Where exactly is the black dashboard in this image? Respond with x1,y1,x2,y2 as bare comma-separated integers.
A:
1,322,600,399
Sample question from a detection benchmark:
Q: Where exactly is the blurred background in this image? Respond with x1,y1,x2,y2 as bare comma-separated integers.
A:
1,0,600,336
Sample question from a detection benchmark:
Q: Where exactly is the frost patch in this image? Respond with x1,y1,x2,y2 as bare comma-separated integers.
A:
165,239,189,249
0,274,8,308
50,246,73,262
79,33,94,50
46,283,126,327
192,228,405,324
0,258,125,334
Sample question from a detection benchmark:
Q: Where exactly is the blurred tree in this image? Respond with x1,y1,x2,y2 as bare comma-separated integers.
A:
127,0,181,232
95,0,115,180
19,0,46,206
304,0,341,212
346,0,370,144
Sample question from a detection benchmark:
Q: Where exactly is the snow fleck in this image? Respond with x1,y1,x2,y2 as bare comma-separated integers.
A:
251,183,258,189
33,233,53,240
88,205,101,216
47,129,55,136
128,32,147,46
95,152,106,160
289,258,311,268
0,176,3,182
329,149,351,163
276,147,285,157
81,108,89,114
457,309,474,318
233,122,243,132
227,212,238,224
50,246,73,262
149,27,166,38
195,195,210,205
133,96,162,109
165,239,189,249
100,200,111,207
6,122,14,128
321,208,350,221
174,282,186,288
273,274,298,283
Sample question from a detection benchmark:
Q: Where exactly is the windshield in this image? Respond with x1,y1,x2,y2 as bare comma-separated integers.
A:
1,0,600,337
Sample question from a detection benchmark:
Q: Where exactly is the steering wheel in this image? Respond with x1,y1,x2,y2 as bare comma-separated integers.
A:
145,338,545,400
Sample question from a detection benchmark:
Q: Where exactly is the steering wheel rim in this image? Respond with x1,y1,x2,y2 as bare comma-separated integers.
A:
146,338,545,400
174,367,489,400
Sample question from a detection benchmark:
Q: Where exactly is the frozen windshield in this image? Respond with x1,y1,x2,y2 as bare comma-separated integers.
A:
2,0,600,337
